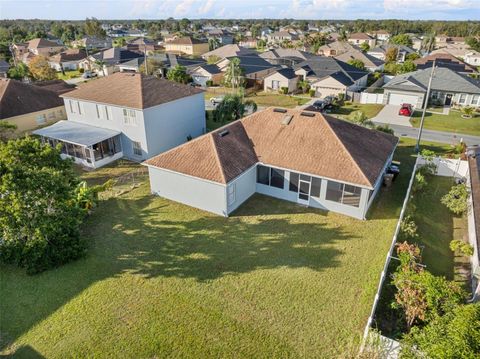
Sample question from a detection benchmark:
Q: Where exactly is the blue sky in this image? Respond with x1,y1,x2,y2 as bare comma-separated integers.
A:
1,0,480,20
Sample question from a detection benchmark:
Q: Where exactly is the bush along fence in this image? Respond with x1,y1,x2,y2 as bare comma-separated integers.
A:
361,153,479,358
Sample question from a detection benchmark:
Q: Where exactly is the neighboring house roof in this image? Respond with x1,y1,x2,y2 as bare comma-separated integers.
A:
166,53,205,68
0,78,64,119
118,57,145,69
383,67,480,94
369,44,415,55
414,52,477,73
33,80,76,95
222,55,278,76
269,31,294,38
268,68,297,80
127,37,156,46
92,47,144,65
49,49,87,63
202,44,255,59
294,57,369,82
348,33,373,40
27,38,62,49
260,48,315,61
194,64,222,75
334,48,385,68
0,59,10,72
166,37,207,45
318,41,355,55
61,72,204,110
145,108,398,188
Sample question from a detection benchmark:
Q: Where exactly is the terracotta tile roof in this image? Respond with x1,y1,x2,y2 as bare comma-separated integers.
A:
61,72,204,109
145,108,398,187
0,78,64,119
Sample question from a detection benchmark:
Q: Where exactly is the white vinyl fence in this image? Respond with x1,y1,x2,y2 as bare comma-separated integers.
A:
417,156,469,178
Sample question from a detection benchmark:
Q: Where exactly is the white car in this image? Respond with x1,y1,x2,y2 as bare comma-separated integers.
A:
210,96,225,105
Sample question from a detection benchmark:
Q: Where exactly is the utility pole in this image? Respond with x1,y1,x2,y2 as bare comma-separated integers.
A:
415,59,435,153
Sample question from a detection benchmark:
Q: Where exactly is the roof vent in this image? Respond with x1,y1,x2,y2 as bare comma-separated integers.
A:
282,115,293,125
219,129,229,137
300,111,315,117
273,108,288,113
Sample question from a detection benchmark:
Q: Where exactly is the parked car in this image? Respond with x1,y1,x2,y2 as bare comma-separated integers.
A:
398,103,413,117
387,164,400,181
210,96,225,105
312,100,327,111
82,71,98,79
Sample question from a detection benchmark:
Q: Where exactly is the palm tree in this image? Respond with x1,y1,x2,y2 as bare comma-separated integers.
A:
339,29,348,42
422,32,436,53
461,106,474,119
95,60,106,77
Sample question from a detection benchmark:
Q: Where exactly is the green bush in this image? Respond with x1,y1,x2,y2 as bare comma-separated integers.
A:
309,88,316,97
279,86,288,94
441,184,469,215
205,80,214,87
375,124,394,135
449,239,474,256
412,172,427,193
79,68,85,73
400,215,419,240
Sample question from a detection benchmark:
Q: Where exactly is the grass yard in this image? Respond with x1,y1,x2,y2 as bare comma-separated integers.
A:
245,91,311,108
410,176,468,281
410,109,480,136
0,139,450,358
57,70,82,80
329,102,384,119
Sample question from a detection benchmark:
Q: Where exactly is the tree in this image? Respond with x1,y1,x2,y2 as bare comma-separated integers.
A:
0,137,102,273
399,60,417,74
139,58,163,76
298,79,310,94
348,110,373,128
441,183,469,215
0,122,17,142
223,57,244,88
390,34,413,47
213,94,257,124
208,37,220,51
94,59,106,77
84,17,106,37
359,42,370,52
339,29,348,41
347,59,366,71
385,47,399,63
256,39,266,50
28,55,57,81
401,303,480,359
166,65,190,84
384,62,402,75
206,55,221,65
7,62,30,79
466,37,480,52
406,53,420,61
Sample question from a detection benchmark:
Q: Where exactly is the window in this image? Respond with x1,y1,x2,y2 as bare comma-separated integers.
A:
459,94,467,104
227,183,236,205
69,100,74,113
96,104,101,119
36,114,47,124
270,169,285,189
310,177,321,198
325,180,362,207
123,109,137,125
132,141,142,156
77,101,82,115
256,165,270,185
105,106,111,120
472,95,479,106
326,181,343,203
289,172,299,192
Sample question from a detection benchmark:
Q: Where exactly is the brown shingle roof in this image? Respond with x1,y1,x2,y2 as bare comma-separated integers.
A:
61,72,203,109
166,37,207,45
0,79,64,119
348,33,373,40
49,49,87,63
28,38,62,49
145,108,398,187
33,80,76,95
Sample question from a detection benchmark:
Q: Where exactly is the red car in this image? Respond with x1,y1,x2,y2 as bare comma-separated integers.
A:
398,103,413,116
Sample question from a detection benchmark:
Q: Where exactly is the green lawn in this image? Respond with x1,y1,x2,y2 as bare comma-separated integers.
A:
329,102,384,119
57,70,82,80
410,109,480,136
245,91,311,108
0,139,450,358
410,176,468,280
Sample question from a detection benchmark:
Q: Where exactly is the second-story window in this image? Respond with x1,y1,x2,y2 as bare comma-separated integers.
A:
123,109,137,126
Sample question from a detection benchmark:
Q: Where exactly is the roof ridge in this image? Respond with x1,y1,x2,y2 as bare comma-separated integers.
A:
209,134,227,184
321,115,373,187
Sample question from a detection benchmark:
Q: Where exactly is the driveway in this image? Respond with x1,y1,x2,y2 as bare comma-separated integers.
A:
372,105,412,127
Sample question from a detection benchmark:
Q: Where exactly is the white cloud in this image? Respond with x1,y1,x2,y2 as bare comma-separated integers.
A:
199,0,216,14
383,0,480,11
174,0,196,16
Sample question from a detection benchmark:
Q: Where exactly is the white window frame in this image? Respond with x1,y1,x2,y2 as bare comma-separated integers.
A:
36,114,47,125
227,183,236,205
96,104,102,119
123,108,137,126
69,100,75,113
77,101,82,115
472,94,480,106
459,94,467,104
132,141,142,156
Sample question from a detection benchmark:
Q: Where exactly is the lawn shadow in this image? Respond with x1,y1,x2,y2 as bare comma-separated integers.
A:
1,187,352,353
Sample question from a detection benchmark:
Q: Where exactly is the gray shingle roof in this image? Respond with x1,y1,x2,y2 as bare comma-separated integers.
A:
294,57,369,82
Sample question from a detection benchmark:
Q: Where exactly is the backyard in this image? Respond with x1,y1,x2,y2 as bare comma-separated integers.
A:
329,102,384,119
0,139,451,358
410,109,480,136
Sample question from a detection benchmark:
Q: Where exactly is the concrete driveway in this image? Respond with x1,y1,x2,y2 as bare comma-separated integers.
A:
371,105,412,127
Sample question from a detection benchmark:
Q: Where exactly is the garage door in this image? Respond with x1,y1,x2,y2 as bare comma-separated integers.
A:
388,93,419,106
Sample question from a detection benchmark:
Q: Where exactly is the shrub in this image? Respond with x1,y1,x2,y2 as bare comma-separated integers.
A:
400,216,419,240
441,184,469,215
375,124,394,135
279,86,288,94
309,88,316,97
79,68,85,73
412,172,427,193
450,239,474,256
205,80,214,87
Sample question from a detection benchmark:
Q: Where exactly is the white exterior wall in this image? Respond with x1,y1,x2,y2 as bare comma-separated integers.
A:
143,93,205,158
147,166,227,216
227,165,257,214
263,73,298,93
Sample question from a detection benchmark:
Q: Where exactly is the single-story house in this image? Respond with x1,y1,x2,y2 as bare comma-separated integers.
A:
144,107,398,219
317,41,355,57
383,67,480,108
49,49,88,71
216,55,279,87
414,52,477,74
367,30,391,42
347,33,376,48
71,36,112,50
81,47,145,75
334,48,385,72
190,64,223,86
164,37,209,56
263,68,299,93
368,45,416,63
293,57,369,98
202,44,255,60
0,78,66,134
260,48,316,67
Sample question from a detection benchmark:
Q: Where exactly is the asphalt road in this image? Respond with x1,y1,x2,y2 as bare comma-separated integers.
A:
375,122,480,146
